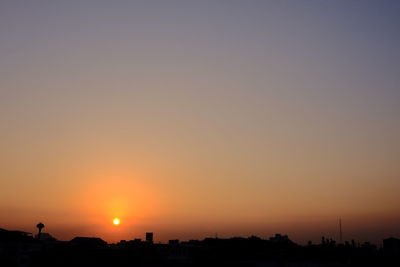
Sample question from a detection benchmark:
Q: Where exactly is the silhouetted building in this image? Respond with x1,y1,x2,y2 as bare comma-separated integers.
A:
383,237,400,254
69,237,107,249
269,233,292,243
169,239,179,245
146,232,153,243
0,228,34,242
34,232,56,242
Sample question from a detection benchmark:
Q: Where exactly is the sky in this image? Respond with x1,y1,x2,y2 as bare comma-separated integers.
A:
0,0,399,244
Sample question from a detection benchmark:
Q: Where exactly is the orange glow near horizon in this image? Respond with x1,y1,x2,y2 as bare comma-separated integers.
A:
61,165,165,242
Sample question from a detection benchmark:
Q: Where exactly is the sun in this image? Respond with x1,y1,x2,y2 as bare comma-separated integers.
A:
113,218,120,226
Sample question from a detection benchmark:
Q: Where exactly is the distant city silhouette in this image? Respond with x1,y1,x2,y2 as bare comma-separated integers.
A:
0,223,399,266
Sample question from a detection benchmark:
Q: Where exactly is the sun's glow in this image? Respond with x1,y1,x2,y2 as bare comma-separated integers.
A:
113,218,120,225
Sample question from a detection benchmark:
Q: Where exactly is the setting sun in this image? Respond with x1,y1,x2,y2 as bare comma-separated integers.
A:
113,218,120,226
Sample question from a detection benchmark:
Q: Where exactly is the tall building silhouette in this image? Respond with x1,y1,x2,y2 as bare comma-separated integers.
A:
146,232,153,243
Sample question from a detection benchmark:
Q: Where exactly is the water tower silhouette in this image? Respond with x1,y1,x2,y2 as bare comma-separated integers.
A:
36,222,45,240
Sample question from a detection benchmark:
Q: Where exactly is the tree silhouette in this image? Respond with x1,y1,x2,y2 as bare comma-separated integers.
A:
36,222,45,240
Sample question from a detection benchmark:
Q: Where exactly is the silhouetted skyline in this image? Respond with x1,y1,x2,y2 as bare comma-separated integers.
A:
1,226,399,266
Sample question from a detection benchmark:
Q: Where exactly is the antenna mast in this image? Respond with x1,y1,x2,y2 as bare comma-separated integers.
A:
339,218,343,243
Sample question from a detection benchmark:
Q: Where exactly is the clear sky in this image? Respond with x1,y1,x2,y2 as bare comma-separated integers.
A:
0,0,399,244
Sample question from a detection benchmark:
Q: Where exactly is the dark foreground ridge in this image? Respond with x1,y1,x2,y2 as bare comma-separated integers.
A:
1,228,399,267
